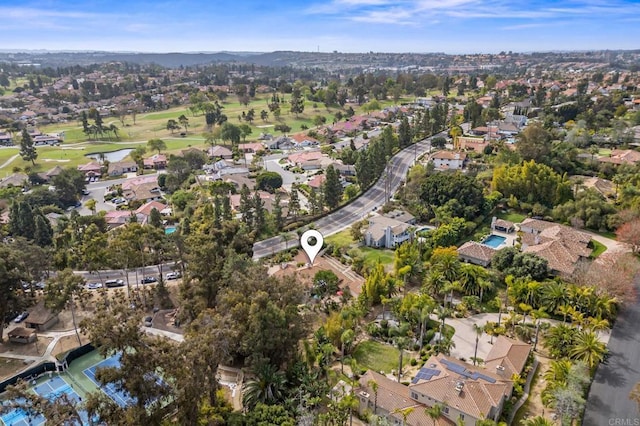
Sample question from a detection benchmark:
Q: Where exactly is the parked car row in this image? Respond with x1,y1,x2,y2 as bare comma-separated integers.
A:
85,274,180,289
21,281,45,291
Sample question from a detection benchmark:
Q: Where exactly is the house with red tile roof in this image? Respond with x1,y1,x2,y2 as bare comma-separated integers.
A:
287,150,323,166
121,175,157,191
238,142,265,153
135,201,170,224
519,218,592,276
308,174,326,189
457,241,497,267
458,136,489,153
598,149,640,166
105,210,135,229
290,133,320,147
143,154,167,170
77,161,102,177
354,337,530,426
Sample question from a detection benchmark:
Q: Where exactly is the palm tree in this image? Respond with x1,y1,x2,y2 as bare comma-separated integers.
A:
392,406,414,426
417,302,434,352
425,403,443,421
521,416,554,426
543,324,576,359
340,329,355,375
242,362,287,409
541,280,567,313
472,323,484,366
458,263,490,299
367,379,379,413
530,308,548,351
569,330,607,369
395,336,409,383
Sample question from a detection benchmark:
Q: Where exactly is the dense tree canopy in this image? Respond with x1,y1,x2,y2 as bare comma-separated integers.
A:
420,171,485,221
492,160,572,208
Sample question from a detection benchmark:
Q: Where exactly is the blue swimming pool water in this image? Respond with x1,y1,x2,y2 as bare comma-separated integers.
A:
164,227,176,235
483,235,506,248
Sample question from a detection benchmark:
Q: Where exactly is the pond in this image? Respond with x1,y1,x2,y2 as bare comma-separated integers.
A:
86,148,134,163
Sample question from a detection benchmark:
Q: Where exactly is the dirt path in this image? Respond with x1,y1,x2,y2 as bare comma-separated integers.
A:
0,153,19,169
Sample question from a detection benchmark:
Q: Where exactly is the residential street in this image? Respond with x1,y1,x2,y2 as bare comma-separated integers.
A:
252,134,440,259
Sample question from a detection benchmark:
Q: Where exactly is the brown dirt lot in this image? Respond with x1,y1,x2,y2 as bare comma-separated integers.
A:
0,336,52,358
0,357,30,380
51,334,92,359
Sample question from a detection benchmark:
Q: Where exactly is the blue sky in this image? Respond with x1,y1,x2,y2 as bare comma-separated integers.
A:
1,0,639,53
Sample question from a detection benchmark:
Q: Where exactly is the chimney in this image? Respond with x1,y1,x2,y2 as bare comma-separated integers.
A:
455,381,464,394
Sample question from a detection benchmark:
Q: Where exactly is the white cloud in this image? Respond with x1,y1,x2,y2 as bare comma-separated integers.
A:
306,0,640,25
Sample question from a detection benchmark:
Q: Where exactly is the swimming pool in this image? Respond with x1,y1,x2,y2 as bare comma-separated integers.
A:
164,227,176,235
483,234,506,248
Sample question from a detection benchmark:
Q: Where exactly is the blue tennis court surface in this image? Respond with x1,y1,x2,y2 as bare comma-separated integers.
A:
0,399,45,426
1,376,89,426
83,354,134,408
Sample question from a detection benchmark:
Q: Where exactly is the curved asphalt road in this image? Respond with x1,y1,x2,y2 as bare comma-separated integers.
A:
252,135,440,260
583,285,640,426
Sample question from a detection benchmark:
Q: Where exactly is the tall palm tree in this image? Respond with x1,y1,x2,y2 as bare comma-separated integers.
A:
417,302,434,352
395,336,409,383
340,329,355,375
242,363,287,409
530,308,548,351
569,330,607,369
472,323,484,366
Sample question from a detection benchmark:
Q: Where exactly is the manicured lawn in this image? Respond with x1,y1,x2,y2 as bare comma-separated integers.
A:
358,247,395,270
352,340,408,373
325,229,355,249
590,240,608,258
497,211,526,224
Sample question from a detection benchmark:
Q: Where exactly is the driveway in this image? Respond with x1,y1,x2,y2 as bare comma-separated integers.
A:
443,313,610,363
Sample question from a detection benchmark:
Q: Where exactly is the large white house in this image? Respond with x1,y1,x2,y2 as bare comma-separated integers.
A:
431,151,467,170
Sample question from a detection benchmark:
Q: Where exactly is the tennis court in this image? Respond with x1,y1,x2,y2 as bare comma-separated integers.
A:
1,376,84,426
83,354,134,408
0,399,45,426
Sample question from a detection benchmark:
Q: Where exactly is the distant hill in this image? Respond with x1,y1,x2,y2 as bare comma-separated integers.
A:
0,49,635,70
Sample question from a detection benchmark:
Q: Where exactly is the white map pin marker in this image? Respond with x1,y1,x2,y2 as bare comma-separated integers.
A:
300,229,324,265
